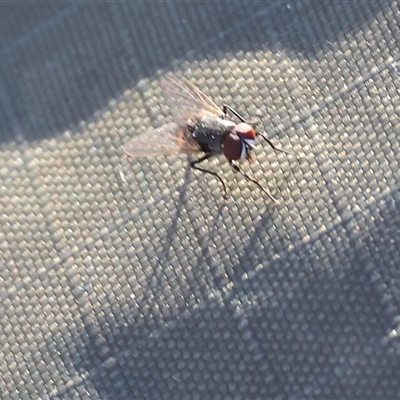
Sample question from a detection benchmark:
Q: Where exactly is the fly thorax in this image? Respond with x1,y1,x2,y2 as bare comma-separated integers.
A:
216,117,236,129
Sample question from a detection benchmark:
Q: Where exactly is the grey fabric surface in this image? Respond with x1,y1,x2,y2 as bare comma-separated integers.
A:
0,2,399,399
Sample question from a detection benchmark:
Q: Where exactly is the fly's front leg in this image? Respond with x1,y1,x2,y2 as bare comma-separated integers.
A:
223,104,295,155
230,161,278,203
223,104,248,123
258,133,295,155
191,154,228,199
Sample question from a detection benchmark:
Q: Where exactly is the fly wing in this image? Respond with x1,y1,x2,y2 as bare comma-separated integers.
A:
161,74,224,123
124,122,201,158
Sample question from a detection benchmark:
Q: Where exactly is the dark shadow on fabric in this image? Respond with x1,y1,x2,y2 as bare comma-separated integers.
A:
0,1,390,143
56,191,400,399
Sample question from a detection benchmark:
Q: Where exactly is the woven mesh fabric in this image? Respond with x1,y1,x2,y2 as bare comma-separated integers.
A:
0,2,399,399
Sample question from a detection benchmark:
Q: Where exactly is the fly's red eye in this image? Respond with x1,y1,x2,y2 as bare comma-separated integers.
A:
233,123,256,141
223,133,243,161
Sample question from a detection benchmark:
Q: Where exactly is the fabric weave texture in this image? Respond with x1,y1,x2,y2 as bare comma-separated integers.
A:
0,2,399,399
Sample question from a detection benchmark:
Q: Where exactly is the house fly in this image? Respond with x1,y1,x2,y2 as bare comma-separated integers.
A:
124,74,293,202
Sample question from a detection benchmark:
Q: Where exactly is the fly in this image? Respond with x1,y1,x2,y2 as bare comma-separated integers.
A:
124,74,293,202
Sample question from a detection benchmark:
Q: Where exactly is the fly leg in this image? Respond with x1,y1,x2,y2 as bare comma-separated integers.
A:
191,154,228,199
257,133,294,155
223,104,248,123
223,104,294,155
230,161,278,203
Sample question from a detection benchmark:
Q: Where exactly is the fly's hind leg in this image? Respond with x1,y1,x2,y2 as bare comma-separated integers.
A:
191,154,228,199
230,161,278,203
